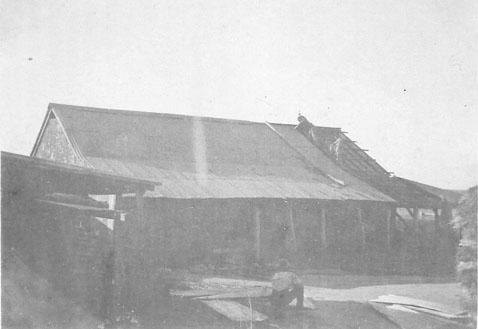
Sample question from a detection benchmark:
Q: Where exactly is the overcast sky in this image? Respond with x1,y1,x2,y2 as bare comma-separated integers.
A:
1,0,477,189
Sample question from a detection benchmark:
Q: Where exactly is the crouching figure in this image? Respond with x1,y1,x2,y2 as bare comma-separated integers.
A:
270,270,304,318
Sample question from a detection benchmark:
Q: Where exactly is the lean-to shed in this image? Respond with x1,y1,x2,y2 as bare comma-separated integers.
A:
1,151,157,320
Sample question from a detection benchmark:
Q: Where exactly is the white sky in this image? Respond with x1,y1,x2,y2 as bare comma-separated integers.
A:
1,0,477,189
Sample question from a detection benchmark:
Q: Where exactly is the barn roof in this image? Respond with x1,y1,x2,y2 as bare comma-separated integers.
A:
31,103,394,202
396,177,464,206
310,126,390,179
301,125,445,208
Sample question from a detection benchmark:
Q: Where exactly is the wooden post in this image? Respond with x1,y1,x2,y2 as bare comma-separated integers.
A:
386,207,396,273
357,208,366,250
134,188,146,311
386,207,393,251
412,207,419,244
135,189,146,251
111,193,125,323
433,208,440,237
412,207,425,274
320,206,327,249
136,190,145,220
287,200,298,253
433,208,440,273
254,206,261,261
357,207,366,273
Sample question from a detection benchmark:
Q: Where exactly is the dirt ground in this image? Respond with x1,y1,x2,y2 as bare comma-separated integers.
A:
138,274,468,329
3,258,469,329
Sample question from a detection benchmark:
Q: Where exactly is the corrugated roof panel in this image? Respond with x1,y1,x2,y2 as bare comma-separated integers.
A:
46,104,395,202
85,157,388,201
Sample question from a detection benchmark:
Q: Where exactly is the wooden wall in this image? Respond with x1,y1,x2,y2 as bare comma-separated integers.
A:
33,116,86,166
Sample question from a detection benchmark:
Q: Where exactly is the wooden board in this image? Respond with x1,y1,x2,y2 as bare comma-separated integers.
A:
170,289,229,297
369,294,460,315
405,305,470,321
201,300,268,322
196,287,272,300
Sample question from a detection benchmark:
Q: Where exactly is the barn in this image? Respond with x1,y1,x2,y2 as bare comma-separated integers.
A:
25,103,404,313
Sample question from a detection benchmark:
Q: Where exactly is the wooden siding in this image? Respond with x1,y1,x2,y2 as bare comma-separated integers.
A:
34,117,85,166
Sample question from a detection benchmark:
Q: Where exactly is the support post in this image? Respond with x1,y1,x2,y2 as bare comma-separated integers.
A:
386,207,396,273
357,207,366,273
433,208,440,237
135,189,146,251
357,208,366,250
433,208,440,273
412,207,420,243
287,200,298,253
111,194,124,323
386,207,394,251
412,207,424,274
136,189,145,221
320,206,327,249
254,206,261,261
134,188,146,312
319,205,328,266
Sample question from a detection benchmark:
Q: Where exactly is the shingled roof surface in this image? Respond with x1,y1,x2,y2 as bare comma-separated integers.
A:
33,103,394,201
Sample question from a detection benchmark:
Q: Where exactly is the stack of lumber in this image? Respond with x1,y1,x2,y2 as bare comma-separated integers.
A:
171,277,315,322
171,283,270,322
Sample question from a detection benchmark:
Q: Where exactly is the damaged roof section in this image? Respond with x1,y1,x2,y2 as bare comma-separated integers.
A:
292,118,452,209
30,103,395,202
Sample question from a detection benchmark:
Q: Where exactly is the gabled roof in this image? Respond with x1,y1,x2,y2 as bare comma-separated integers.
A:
31,103,394,202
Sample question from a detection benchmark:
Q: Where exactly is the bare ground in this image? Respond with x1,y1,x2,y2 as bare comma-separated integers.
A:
3,259,468,329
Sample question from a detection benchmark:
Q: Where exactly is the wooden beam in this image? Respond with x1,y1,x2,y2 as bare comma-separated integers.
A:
111,193,126,322
433,208,440,272
320,207,327,249
357,208,366,249
357,208,366,273
136,189,145,220
386,207,397,273
287,200,298,253
136,188,146,252
386,207,393,251
254,206,261,261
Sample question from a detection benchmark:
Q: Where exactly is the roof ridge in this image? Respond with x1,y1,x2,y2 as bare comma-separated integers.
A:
49,103,346,130
49,103,286,126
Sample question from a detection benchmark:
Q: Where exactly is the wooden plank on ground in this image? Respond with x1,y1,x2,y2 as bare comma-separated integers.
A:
404,305,470,321
369,294,459,314
201,300,268,322
170,289,230,297
196,287,272,300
